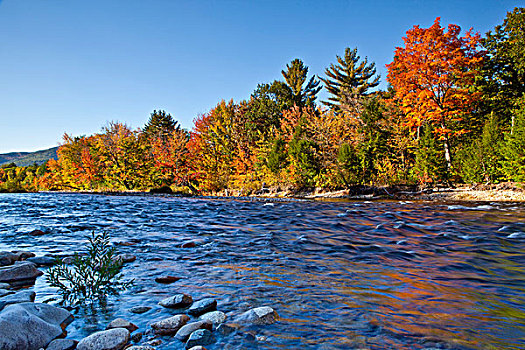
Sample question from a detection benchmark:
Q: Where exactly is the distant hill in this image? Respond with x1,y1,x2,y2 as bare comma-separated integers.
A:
0,146,59,167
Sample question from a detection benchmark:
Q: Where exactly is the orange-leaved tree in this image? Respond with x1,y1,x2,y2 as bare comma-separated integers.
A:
386,17,484,171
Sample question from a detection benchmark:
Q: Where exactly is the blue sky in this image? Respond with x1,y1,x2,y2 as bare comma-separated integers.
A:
0,0,521,152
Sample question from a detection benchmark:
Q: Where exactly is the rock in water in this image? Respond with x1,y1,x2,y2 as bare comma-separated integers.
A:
0,290,36,311
0,302,73,350
26,256,57,267
0,252,17,266
175,320,213,341
129,306,151,314
151,314,190,335
198,311,227,326
77,328,130,350
106,317,138,332
126,346,156,350
185,329,215,349
187,298,217,316
237,306,278,325
159,293,193,309
154,275,180,284
188,347,208,350
46,339,78,350
0,261,43,287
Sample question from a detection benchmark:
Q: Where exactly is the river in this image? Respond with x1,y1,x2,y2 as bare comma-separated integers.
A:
0,193,524,349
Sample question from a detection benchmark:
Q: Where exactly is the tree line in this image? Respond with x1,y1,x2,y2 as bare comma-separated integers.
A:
2,8,524,194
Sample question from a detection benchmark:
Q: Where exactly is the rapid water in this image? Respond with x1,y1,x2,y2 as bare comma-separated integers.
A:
0,193,524,350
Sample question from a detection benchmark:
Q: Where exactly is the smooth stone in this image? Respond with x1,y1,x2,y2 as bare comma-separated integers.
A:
0,289,12,298
185,329,215,349
181,241,196,248
146,339,162,346
29,229,46,236
26,256,57,267
154,275,180,284
175,320,213,341
188,347,208,350
0,261,43,287
236,306,278,325
0,252,17,266
106,317,138,332
11,251,36,260
216,323,238,336
46,338,78,350
130,331,142,343
77,328,130,350
126,346,155,350
0,290,36,311
0,302,73,350
129,306,151,314
187,298,217,316
115,254,136,263
159,293,193,309
151,314,190,335
198,311,227,326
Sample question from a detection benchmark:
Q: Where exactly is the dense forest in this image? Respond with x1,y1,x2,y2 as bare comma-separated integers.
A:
1,9,524,194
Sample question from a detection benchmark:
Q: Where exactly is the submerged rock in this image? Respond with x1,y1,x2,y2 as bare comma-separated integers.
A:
188,347,208,350
129,306,151,314
151,314,190,335
0,289,11,298
175,320,213,341
0,290,36,311
181,241,196,248
216,323,238,336
0,302,73,350
154,275,180,284
0,283,10,289
0,261,43,287
46,338,78,350
106,317,139,332
26,256,57,267
115,254,136,264
187,298,216,316
236,306,278,325
198,310,227,326
28,229,47,236
77,328,130,350
159,293,193,309
126,346,155,350
185,329,215,349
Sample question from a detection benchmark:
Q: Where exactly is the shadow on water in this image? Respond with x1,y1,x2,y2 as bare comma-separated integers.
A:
0,193,524,349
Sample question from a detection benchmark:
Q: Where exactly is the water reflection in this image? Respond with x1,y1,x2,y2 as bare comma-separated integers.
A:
0,193,524,349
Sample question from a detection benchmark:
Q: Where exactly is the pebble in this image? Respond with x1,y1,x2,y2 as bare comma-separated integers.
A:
185,329,215,349
187,298,217,316
151,314,190,335
159,293,193,309
77,328,130,350
175,320,213,341
154,275,181,284
106,317,139,332
198,310,227,326
236,306,278,325
129,306,151,314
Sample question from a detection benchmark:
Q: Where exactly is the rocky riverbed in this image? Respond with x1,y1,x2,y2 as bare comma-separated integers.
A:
0,250,279,350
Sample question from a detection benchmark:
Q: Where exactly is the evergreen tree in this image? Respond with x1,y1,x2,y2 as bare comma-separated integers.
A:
267,138,288,174
321,47,380,112
501,100,525,181
414,126,449,185
281,59,322,108
143,110,179,140
337,143,360,185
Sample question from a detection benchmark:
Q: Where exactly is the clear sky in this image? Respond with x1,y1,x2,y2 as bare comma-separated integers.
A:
0,0,522,152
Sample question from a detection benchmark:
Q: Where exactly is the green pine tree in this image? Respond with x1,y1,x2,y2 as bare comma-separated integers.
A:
281,59,322,108
321,47,380,112
501,100,525,181
143,110,179,140
414,126,449,185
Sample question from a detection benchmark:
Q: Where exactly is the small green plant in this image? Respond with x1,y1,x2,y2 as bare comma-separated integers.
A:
46,231,133,304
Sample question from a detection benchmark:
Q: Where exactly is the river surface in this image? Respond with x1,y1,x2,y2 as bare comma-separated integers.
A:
0,193,524,350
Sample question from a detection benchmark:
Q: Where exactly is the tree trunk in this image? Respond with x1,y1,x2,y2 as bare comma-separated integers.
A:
443,136,452,172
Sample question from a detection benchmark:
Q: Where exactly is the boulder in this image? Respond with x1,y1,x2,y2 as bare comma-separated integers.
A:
0,302,73,350
198,311,227,326
151,314,190,335
46,338,78,350
159,293,193,309
0,252,17,266
0,261,43,287
26,256,57,267
0,290,36,311
106,317,138,332
11,251,35,260
236,306,278,325
175,320,213,341
187,298,216,316
185,329,215,349
77,328,130,350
